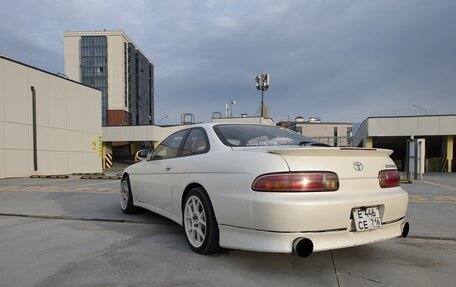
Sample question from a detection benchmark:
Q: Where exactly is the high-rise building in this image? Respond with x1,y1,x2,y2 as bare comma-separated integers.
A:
64,30,154,126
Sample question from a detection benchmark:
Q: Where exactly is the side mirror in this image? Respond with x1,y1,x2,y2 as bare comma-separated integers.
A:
135,150,150,161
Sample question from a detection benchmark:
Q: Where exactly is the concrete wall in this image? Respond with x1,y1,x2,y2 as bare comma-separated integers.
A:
63,35,80,81
354,115,456,147
102,125,184,143
0,56,102,178
298,123,352,138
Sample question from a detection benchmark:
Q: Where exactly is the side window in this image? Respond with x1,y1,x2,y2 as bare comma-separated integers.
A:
151,129,188,160
181,128,209,157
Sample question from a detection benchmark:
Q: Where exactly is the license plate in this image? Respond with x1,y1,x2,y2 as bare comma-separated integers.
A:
353,207,382,231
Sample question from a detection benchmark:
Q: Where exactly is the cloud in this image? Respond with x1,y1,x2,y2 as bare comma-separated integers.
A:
0,0,455,125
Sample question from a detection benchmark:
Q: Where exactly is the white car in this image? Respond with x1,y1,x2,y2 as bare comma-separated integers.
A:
120,123,409,257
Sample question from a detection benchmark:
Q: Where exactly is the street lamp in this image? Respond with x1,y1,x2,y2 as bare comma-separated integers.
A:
255,73,270,118
412,104,427,116
230,100,236,117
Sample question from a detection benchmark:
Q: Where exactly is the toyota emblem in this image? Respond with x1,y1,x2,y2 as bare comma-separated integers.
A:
353,161,364,171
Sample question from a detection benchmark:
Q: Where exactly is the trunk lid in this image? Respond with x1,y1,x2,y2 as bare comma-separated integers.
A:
266,147,396,179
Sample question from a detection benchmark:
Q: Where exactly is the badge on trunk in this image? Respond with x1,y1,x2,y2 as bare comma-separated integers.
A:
353,161,364,171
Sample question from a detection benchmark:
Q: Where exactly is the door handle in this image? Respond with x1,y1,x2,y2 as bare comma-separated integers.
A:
166,165,172,171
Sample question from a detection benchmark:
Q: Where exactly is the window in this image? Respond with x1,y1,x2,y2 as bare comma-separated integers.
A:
94,78,106,87
213,124,315,147
151,130,188,160
347,127,353,137
182,128,209,156
80,36,108,126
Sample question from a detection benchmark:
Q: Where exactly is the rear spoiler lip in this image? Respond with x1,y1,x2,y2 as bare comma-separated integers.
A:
231,146,393,156
265,147,394,157
339,147,377,151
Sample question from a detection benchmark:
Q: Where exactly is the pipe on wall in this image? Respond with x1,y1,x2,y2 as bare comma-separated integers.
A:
31,86,37,171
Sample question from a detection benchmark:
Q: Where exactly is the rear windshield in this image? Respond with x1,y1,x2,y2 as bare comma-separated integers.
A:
213,124,316,147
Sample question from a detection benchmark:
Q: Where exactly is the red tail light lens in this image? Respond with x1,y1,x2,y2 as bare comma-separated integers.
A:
378,169,401,188
252,172,339,192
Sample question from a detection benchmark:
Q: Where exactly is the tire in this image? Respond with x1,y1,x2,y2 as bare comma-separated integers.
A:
120,176,139,214
183,187,220,254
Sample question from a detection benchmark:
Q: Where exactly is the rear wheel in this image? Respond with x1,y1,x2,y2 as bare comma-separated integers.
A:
183,187,220,254
120,176,139,214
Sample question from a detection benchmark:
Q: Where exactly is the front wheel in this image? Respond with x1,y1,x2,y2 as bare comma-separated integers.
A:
183,187,220,254
120,176,139,214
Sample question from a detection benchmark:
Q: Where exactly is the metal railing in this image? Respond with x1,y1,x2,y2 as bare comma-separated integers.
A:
312,137,353,147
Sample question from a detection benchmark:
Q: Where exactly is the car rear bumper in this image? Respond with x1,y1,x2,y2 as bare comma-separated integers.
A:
247,186,408,232
219,218,406,253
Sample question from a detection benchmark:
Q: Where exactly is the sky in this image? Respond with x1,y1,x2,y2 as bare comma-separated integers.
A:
0,0,455,125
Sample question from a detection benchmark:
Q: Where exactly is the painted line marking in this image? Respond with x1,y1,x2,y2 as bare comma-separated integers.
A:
0,179,119,193
58,181,118,191
420,180,456,192
409,194,456,203
0,177,73,185
0,185,117,193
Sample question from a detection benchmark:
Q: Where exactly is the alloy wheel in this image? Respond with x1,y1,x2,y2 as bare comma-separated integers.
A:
184,195,207,248
120,180,129,211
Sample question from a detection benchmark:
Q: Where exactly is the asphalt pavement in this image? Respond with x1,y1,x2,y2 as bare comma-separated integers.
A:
0,173,454,287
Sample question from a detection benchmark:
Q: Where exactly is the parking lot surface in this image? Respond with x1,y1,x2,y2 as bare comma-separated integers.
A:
0,173,455,287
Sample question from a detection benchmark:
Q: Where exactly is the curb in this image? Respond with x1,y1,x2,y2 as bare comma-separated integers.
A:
30,175,69,179
80,175,121,180
73,173,105,176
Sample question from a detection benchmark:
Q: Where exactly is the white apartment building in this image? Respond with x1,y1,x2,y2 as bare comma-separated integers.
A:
64,30,154,127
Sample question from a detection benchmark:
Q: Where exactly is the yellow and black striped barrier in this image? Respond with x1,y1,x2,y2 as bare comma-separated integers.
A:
104,153,113,168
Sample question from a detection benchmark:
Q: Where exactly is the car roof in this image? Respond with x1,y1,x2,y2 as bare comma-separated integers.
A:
188,122,272,129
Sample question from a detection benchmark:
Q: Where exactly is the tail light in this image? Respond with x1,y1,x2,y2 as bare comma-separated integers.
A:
252,172,339,192
378,169,401,188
